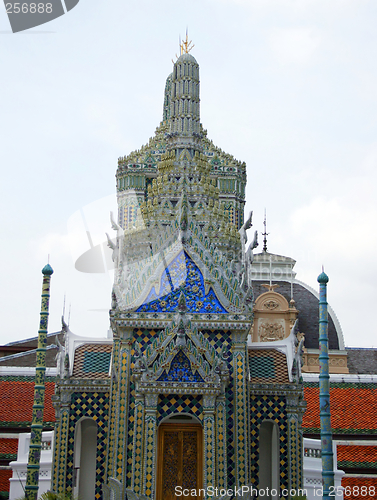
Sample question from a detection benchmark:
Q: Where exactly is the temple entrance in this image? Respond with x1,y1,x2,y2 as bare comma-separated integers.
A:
156,422,203,500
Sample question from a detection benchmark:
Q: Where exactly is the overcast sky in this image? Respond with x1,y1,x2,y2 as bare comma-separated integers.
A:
1,0,377,348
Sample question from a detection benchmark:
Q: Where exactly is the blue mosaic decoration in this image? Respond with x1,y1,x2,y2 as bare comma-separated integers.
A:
126,329,160,488
249,356,276,378
157,351,204,383
136,251,228,314
83,352,112,373
200,330,235,489
249,394,289,490
126,329,235,489
66,391,110,500
157,394,203,423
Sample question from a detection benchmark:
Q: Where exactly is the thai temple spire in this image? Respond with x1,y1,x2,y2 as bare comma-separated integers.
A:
106,50,256,494
25,263,54,500
111,49,254,315
318,269,334,499
49,47,309,500
167,52,201,152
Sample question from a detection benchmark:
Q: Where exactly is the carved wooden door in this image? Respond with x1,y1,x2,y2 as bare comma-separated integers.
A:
156,423,203,500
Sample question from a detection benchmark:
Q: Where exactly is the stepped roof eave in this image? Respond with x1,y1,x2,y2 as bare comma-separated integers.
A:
117,122,245,173
0,366,57,377
0,344,57,363
3,330,62,347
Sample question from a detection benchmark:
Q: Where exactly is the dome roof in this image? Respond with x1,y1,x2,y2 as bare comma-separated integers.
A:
42,263,54,275
252,280,341,350
176,53,198,65
251,252,345,350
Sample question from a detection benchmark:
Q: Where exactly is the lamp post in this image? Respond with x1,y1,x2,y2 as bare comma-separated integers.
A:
25,263,54,500
317,270,334,500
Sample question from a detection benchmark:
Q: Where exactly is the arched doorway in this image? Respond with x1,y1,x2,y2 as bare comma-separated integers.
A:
259,420,279,499
73,418,97,500
156,414,203,500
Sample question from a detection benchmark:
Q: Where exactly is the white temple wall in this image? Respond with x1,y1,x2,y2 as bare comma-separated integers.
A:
9,431,54,500
303,438,344,500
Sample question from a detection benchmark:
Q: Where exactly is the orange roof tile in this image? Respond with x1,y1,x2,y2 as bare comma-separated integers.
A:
342,477,377,500
303,386,377,432
0,438,18,455
0,381,56,424
0,469,12,493
338,445,377,464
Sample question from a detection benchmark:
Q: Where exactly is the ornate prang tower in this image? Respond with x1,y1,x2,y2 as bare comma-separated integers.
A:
52,41,306,500
106,44,255,500
115,52,247,233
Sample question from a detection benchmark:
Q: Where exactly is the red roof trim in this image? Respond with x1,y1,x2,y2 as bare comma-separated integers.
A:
0,381,56,423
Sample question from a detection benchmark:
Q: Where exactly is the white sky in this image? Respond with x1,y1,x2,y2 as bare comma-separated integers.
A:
1,0,377,347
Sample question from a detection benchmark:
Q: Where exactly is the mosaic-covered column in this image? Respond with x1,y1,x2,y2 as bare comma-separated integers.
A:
132,395,145,494
287,410,300,490
215,396,227,490
25,264,53,500
318,271,334,500
231,331,249,487
143,393,158,499
107,326,133,497
105,335,121,480
52,394,70,493
51,415,61,492
203,394,216,496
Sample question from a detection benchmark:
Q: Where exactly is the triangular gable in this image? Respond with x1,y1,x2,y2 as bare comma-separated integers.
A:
136,250,228,314
157,350,204,383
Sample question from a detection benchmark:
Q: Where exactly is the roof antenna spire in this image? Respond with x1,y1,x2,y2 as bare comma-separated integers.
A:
262,208,269,253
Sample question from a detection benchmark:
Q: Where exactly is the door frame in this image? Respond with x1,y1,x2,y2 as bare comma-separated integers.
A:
156,422,203,500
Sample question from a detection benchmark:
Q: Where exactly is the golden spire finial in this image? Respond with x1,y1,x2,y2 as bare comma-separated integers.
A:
180,29,194,55
172,30,195,64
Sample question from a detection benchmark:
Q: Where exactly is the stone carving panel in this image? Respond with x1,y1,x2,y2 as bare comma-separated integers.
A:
258,320,285,342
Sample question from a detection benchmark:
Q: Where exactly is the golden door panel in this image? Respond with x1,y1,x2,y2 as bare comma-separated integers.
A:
157,423,203,500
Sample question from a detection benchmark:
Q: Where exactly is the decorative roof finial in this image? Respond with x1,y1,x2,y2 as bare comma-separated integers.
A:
318,267,329,284
262,208,269,253
180,29,194,55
